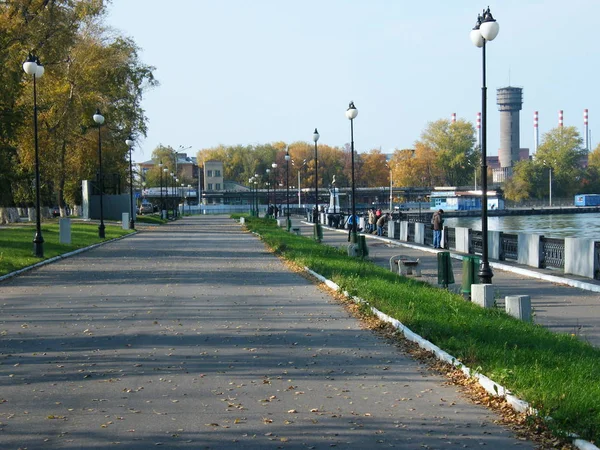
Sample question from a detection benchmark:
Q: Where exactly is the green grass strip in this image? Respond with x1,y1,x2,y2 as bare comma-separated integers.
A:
243,215,600,443
0,223,133,276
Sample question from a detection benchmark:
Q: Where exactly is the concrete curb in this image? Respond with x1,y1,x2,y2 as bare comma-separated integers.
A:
304,265,599,450
0,231,137,283
314,223,600,294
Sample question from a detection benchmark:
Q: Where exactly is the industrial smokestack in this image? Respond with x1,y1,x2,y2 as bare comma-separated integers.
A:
584,109,589,151
534,111,539,153
559,110,563,128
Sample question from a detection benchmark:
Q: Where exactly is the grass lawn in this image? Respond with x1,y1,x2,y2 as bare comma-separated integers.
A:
0,222,133,276
240,215,600,444
135,214,168,225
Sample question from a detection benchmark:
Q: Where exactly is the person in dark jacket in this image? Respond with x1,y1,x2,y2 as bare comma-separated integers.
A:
432,209,444,249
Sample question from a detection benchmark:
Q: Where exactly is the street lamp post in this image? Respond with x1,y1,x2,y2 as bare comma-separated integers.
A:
388,166,394,213
163,167,168,219
312,129,322,241
470,7,499,284
346,101,358,245
187,184,192,215
159,161,163,217
254,179,258,215
126,136,135,229
285,147,291,231
93,109,105,238
266,168,271,214
22,54,45,257
271,164,278,217
175,177,180,218
170,172,174,219
181,183,185,215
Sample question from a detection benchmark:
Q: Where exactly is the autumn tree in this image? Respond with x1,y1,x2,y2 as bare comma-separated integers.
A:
1,0,156,221
415,119,478,187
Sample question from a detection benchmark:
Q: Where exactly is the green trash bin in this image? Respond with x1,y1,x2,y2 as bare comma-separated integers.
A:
437,251,454,288
461,255,481,295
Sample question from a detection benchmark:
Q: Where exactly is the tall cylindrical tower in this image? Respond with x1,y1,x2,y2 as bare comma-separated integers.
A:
496,87,523,169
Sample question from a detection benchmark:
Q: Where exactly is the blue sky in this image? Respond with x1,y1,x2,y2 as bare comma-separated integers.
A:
106,0,599,163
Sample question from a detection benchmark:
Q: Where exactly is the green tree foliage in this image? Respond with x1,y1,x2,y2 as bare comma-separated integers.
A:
505,126,585,201
1,0,156,214
581,145,600,193
415,119,478,187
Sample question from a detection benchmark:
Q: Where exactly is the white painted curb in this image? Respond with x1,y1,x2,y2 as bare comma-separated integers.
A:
0,232,137,283
305,266,598,450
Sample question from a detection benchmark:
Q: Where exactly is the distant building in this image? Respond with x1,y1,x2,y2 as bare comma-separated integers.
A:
430,187,504,211
137,153,199,184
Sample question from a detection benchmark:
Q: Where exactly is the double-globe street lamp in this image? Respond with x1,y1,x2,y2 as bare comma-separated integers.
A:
125,136,135,229
163,167,169,219
470,6,499,284
93,109,106,238
22,54,45,257
312,128,322,241
345,101,358,245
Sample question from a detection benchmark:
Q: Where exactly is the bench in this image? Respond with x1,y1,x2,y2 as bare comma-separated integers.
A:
389,254,421,277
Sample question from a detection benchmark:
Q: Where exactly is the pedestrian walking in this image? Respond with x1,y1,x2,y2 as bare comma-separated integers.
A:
368,208,376,233
432,209,444,249
346,213,359,242
376,212,389,236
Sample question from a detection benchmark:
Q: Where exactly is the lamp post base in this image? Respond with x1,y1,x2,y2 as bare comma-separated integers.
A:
98,223,105,239
129,219,135,230
33,234,44,258
477,263,494,284
313,223,322,242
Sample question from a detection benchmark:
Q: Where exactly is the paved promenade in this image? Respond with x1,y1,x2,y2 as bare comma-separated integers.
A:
299,221,600,348
0,216,534,449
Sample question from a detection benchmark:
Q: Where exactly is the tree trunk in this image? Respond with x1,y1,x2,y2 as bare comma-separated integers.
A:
0,207,20,224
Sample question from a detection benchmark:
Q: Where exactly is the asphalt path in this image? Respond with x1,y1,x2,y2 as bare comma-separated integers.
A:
0,216,534,449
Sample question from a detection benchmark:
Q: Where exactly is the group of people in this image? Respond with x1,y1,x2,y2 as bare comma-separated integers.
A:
267,204,280,218
345,207,390,241
367,208,390,236
337,206,446,249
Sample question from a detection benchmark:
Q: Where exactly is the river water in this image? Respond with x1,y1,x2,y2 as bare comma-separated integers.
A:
443,213,600,239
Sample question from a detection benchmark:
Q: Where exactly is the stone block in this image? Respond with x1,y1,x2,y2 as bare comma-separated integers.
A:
565,238,594,278
59,218,71,244
471,284,494,308
488,231,501,260
414,223,425,244
122,213,129,230
400,221,408,241
505,295,531,321
388,221,396,239
455,227,469,253
517,234,541,268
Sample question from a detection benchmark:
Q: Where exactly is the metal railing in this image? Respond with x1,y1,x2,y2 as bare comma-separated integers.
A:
407,222,415,242
501,233,518,261
445,227,455,250
595,242,600,280
470,230,483,255
424,224,433,247
540,237,565,270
